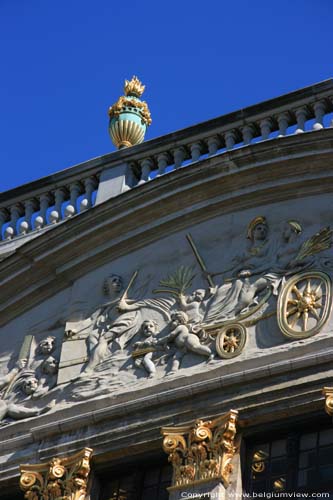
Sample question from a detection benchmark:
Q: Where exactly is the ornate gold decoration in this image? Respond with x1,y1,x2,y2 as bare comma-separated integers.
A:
124,75,145,97
108,95,152,127
323,387,333,416
295,226,332,262
215,323,247,359
277,271,332,339
251,450,268,475
273,478,286,491
247,216,266,241
109,118,147,148
19,447,93,500
287,220,302,234
131,347,155,358
161,410,238,490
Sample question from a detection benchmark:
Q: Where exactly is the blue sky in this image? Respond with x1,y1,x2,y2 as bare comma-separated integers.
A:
0,0,332,191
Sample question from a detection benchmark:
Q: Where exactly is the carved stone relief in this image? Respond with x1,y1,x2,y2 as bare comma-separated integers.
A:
1,215,333,423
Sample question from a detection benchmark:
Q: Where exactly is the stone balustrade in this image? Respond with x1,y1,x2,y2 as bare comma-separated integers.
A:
1,79,333,243
0,174,99,241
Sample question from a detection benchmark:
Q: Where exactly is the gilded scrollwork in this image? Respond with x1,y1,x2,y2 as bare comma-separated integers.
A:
161,410,239,490
19,447,93,500
323,387,333,416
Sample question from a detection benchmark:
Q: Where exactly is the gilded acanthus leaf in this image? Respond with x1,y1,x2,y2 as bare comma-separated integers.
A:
295,226,332,261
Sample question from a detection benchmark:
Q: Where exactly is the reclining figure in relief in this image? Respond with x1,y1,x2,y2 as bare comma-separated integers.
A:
0,357,55,422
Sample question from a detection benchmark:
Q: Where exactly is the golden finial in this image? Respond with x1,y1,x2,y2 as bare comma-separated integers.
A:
124,76,145,97
108,76,151,149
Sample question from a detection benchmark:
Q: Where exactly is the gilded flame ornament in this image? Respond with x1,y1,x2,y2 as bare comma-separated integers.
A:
108,76,152,149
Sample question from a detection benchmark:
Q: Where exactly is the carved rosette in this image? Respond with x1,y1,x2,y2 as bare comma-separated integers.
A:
19,447,93,500
161,410,238,490
323,387,333,417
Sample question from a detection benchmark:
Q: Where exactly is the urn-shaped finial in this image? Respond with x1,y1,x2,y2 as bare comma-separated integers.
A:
108,76,152,149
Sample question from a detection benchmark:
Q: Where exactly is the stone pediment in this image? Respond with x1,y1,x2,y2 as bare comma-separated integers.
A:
1,83,333,489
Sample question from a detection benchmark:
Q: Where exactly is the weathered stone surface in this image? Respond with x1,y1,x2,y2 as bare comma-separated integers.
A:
1,126,333,496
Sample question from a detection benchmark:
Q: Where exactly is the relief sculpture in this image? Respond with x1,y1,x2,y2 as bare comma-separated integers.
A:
1,215,332,422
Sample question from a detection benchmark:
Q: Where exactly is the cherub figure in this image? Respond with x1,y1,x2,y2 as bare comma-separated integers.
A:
165,311,213,373
133,320,160,378
37,336,56,356
178,289,206,324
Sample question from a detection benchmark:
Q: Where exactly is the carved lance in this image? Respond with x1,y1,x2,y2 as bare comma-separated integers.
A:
120,270,139,302
186,233,215,288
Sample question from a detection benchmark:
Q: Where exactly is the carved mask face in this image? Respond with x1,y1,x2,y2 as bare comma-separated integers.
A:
23,377,38,395
142,320,157,337
38,337,55,355
42,356,59,375
252,223,268,242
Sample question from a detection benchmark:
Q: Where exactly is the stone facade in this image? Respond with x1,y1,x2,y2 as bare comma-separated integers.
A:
1,81,333,499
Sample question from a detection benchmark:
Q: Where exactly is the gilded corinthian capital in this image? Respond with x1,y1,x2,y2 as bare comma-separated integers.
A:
19,447,93,500
323,387,333,416
161,410,238,491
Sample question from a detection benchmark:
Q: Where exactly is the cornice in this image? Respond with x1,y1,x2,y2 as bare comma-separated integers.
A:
1,129,333,325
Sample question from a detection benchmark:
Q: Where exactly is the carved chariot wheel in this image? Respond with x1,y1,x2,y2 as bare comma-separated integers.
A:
277,271,332,339
215,323,247,359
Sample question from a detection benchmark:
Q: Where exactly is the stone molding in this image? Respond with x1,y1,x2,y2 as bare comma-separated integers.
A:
1,129,333,325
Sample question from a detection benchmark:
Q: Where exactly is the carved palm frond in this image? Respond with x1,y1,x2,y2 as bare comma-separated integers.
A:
295,227,333,261
157,266,196,295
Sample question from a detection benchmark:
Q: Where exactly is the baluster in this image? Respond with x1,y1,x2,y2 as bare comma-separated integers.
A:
0,208,9,240
207,136,220,156
80,177,97,211
190,142,202,162
35,193,52,229
5,204,23,239
294,107,308,134
173,147,186,169
156,152,169,176
139,158,153,185
242,125,254,145
50,187,67,224
65,182,82,218
277,113,289,137
19,199,37,234
313,101,326,130
224,130,237,151
260,118,273,140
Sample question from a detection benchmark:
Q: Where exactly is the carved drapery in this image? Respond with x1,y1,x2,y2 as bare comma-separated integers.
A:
161,410,238,491
323,387,333,416
19,447,93,500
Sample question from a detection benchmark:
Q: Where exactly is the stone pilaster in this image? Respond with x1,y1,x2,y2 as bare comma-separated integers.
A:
161,410,239,500
19,447,93,500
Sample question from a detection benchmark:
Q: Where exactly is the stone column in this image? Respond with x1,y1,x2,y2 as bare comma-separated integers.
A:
19,447,93,500
161,410,240,500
